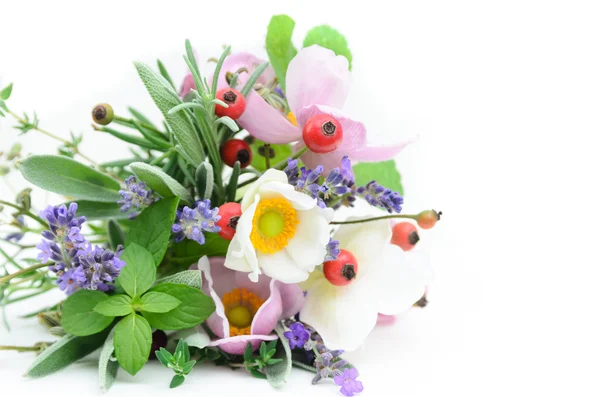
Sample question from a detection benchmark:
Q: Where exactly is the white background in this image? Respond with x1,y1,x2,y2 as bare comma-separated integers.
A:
1,0,600,396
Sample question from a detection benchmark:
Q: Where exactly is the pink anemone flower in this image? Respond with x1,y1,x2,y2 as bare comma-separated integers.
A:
196,256,305,355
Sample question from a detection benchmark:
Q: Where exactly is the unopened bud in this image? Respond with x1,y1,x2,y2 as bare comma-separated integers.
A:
417,209,442,230
92,103,114,125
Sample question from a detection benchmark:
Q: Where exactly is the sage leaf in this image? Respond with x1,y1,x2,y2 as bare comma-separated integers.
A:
303,25,352,69
17,155,121,202
136,291,181,313
195,162,214,200
141,283,215,330
114,313,152,376
94,294,133,317
130,162,193,205
61,290,114,336
98,331,119,392
353,160,404,195
264,324,292,388
74,201,129,220
125,197,179,266
107,219,125,250
155,270,203,289
119,243,156,298
266,15,297,92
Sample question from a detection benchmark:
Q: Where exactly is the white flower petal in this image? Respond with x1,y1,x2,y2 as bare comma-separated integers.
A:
241,169,288,211
224,199,260,277
257,249,309,284
285,206,330,272
299,277,340,345
258,181,316,211
333,280,379,351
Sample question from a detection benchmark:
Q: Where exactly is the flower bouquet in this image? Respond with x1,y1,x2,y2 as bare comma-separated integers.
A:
0,14,440,396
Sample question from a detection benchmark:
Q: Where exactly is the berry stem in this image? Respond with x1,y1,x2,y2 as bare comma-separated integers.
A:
263,143,271,169
330,214,419,225
0,263,48,285
273,146,308,170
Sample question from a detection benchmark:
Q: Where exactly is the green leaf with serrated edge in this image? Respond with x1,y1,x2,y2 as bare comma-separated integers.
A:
130,162,193,205
114,313,152,376
353,160,404,196
61,290,114,336
26,328,111,378
98,331,119,392
303,25,352,70
170,374,185,388
264,324,292,388
125,197,179,266
107,219,125,250
1,83,13,100
250,139,292,172
94,294,133,317
119,243,156,298
73,200,129,220
136,291,181,313
17,155,120,202
141,283,215,330
134,62,204,166
266,15,297,92
155,270,202,289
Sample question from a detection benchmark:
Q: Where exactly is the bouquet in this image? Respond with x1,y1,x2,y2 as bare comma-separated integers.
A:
0,14,440,396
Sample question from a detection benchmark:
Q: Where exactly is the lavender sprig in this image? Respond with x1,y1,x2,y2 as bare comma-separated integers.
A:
172,199,221,245
118,175,158,217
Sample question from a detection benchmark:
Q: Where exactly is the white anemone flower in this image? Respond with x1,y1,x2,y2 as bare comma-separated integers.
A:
224,169,334,283
300,215,433,351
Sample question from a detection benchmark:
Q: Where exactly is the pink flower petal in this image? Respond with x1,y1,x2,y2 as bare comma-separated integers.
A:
208,334,278,355
286,45,352,115
179,73,196,98
377,313,397,326
251,279,282,336
213,52,276,91
351,139,416,162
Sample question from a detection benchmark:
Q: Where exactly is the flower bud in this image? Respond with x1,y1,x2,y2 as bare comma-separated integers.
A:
92,103,114,125
417,209,442,229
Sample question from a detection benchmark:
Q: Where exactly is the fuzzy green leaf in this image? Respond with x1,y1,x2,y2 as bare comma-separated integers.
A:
137,291,181,313
119,243,156,298
134,62,204,167
353,160,404,196
98,332,119,392
130,162,193,205
125,197,180,265
17,155,120,202
264,324,292,388
195,162,214,200
107,219,125,250
61,290,114,336
155,270,203,289
74,201,129,220
303,25,352,69
114,313,152,376
0,83,13,100
141,283,215,330
266,15,297,92
26,328,111,378
94,294,133,317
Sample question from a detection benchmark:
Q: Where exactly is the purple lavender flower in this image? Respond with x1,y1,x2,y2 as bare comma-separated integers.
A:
334,368,364,397
284,158,350,208
313,349,347,384
118,175,157,214
57,267,86,295
36,239,64,263
74,244,126,292
39,203,86,248
356,181,403,213
325,238,340,261
172,199,221,244
5,232,24,242
284,322,310,349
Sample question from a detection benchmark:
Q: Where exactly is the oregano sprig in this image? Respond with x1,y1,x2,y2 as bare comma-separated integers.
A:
155,339,197,388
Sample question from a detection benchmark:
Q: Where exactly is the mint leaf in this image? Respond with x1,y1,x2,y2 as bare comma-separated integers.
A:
353,160,404,196
17,155,120,202
136,292,181,313
155,270,203,289
130,162,193,205
98,332,119,392
94,294,133,317
0,83,13,100
114,313,152,376
141,283,215,330
61,290,114,336
125,197,179,265
119,243,156,298
303,25,352,70
266,14,297,92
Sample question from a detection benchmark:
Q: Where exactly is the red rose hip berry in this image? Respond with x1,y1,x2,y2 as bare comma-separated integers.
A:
215,88,246,120
216,202,242,241
323,249,358,286
391,222,420,251
302,114,343,154
417,210,442,229
221,139,252,168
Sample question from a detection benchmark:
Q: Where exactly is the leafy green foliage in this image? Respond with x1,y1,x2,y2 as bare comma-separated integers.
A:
243,340,283,380
125,197,179,265
250,139,292,172
141,283,215,330
136,291,181,313
264,324,293,387
155,270,203,289
93,294,133,317
130,162,193,205
303,25,352,69
61,290,114,336
98,332,119,392
107,219,125,250
164,234,230,272
155,339,197,389
119,243,156,298
266,15,298,92
1,83,13,100
195,162,214,200
113,313,152,376
73,200,129,220
17,155,121,202
353,160,404,196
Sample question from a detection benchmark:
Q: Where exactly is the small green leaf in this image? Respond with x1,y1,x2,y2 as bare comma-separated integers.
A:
250,139,292,172
250,368,268,379
259,342,267,358
226,161,241,202
73,200,129,220
195,162,214,200
94,294,133,317
170,374,185,388
264,324,292,388
61,290,114,336
353,160,404,196
244,342,253,362
214,116,239,132
0,83,13,100
17,155,121,202
125,197,180,265
168,234,230,268
181,360,196,374
175,339,190,363
137,291,181,313
141,283,215,330
155,270,203,289
130,162,193,205
266,15,297,92
113,313,152,376
119,243,156,298
303,25,352,69
155,348,172,366
157,59,176,91
98,332,119,392
26,328,111,378
107,219,125,250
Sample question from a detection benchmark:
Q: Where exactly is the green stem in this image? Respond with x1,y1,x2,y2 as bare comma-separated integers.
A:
4,285,55,304
264,144,271,169
236,176,259,189
0,263,48,285
0,200,46,225
272,146,308,170
150,149,175,165
0,239,36,250
0,345,41,352
330,214,418,225
0,246,23,270
113,115,167,139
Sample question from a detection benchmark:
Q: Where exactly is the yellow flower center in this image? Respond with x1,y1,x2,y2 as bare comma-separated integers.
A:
286,112,297,126
250,197,299,254
222,288,265,336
